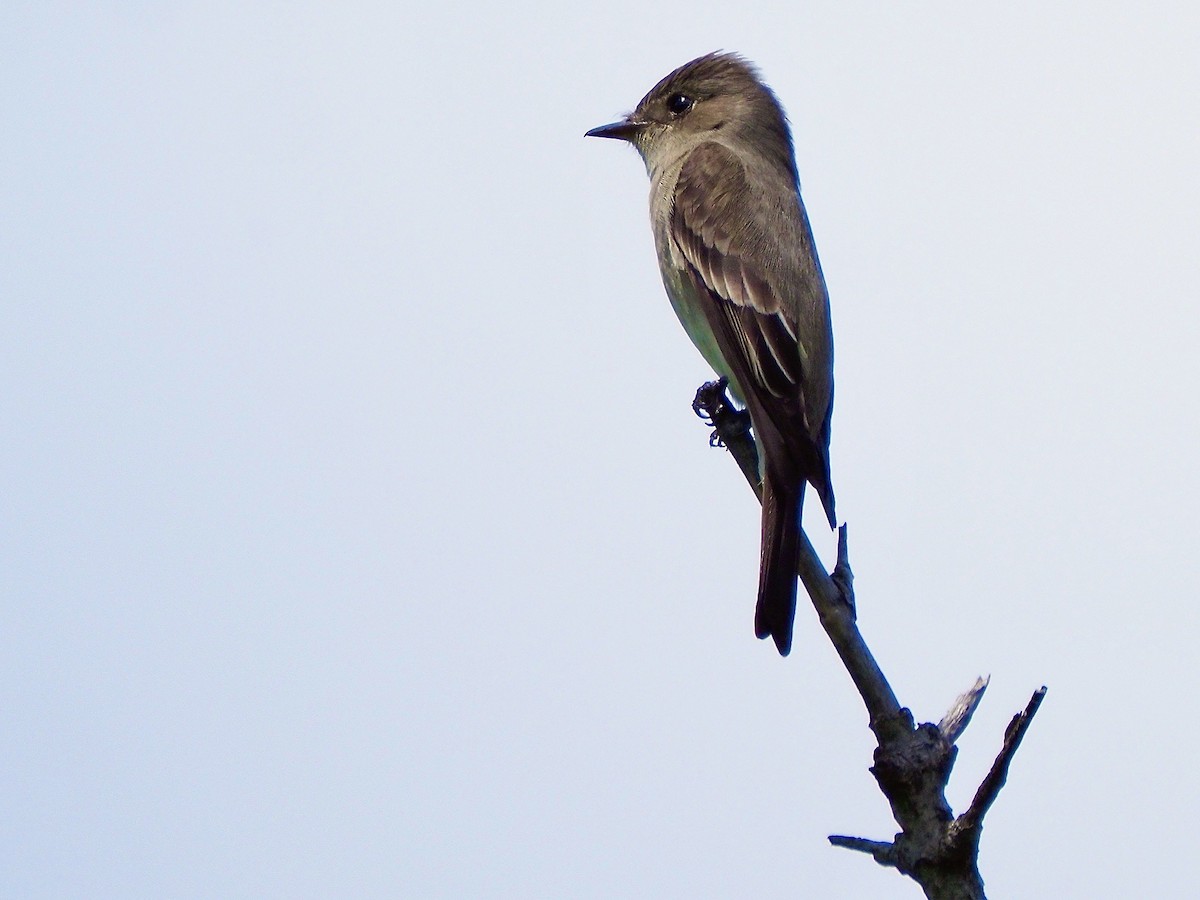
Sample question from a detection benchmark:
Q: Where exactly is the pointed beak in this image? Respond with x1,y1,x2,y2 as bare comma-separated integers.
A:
585,118,644,142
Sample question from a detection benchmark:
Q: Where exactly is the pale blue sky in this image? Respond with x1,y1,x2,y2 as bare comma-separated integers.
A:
2,3,1198,897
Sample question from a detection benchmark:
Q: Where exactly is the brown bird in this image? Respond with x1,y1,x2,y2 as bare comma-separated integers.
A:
587,52,836,655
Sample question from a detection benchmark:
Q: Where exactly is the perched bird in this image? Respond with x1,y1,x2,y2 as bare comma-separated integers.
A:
587,52,836,656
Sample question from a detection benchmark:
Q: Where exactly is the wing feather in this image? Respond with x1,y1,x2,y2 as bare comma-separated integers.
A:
670,141,830,431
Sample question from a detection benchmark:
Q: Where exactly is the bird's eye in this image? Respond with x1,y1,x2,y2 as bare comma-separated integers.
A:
667,93,694,115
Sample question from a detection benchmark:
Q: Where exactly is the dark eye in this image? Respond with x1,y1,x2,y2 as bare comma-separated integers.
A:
667,93,694,115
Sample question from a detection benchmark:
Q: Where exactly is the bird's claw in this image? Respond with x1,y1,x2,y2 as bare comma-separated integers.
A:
693,376,754,450
692,376,729,424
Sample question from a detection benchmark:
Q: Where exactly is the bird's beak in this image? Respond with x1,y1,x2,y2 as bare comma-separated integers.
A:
585,118,644,142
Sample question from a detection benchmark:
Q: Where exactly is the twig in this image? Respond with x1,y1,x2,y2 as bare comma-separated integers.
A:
828,835,898,866
796,525,902,735
939,677,990,744
949,686,1048,854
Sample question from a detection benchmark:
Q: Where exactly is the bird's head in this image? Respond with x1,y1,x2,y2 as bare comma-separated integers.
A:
586,52,796,179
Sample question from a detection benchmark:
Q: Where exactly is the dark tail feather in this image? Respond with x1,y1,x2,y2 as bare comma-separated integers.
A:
813,469,837,530
754,474,803,656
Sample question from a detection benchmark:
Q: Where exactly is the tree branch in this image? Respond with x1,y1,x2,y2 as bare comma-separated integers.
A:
828,834,899,866
939,677,990,744
946,686,1048,860
693,379,1047,900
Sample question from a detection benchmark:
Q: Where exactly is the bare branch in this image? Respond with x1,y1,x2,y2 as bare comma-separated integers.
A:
958,687,1048,832
797,525,903,733
939,677,991,744
691,381,1048,899
828,835,899,867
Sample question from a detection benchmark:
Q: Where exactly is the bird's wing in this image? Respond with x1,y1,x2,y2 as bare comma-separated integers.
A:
669,141,832,442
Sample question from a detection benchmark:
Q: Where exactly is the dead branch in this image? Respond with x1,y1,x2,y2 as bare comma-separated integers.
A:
693,379,1047,900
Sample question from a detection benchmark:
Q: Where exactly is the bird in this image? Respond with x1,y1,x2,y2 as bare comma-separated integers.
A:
587,52,836,656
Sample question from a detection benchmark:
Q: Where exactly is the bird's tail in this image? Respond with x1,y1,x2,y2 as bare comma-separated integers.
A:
754,473,803,656
813,465,837,531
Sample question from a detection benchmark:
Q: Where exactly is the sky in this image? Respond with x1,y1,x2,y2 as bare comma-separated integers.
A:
2,2,1198,897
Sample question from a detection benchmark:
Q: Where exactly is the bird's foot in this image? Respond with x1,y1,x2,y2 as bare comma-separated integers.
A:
692,378,752,447
692,377,729,425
